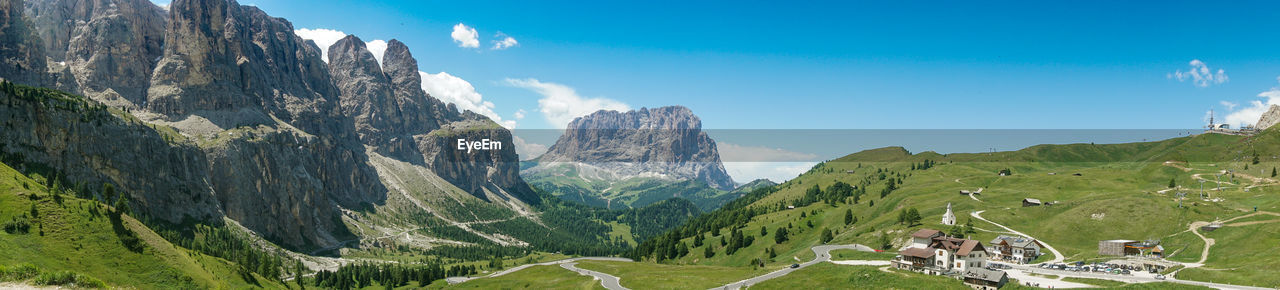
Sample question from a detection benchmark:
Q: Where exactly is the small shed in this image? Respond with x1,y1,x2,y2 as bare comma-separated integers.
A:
1022,198,1042,207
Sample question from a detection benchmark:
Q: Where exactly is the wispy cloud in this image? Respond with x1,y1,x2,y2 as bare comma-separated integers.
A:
451,23,480,48
718,143,820,183
1168,59,1229,88
421,71,515,128
512,136,548,161
1222,77,1280,127
504,78,630,128
491,33,518,50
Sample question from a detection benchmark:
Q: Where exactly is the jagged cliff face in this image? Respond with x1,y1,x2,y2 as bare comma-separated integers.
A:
143,0,384,248
532,106,736,190
0,89,223,225
24,0,165,106
327,34,533,203
0,0,48,86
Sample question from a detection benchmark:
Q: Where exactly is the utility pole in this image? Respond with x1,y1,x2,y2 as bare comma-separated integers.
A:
1199,179,1206,199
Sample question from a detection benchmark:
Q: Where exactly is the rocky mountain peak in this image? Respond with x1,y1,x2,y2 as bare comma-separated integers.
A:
24,0,167,107
1257,104,1280,130
382,39,420,91
536,105,735,190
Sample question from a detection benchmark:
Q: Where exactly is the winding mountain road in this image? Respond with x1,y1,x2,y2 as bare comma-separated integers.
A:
445,257,632,289
971,210,1064,264
562,262,628,290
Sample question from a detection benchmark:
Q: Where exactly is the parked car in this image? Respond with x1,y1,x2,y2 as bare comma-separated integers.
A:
1155,275,1166,280
790,264,799,269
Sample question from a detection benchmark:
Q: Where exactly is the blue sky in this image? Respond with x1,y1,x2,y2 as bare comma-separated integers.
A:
152,0,1280,182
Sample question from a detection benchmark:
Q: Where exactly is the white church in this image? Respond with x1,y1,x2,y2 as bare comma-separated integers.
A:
942,203,956,225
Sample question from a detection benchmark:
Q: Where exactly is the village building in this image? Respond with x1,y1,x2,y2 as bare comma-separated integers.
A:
942,203,957,226
893,229,990,276
988,235,1043,264
1098,239,1141,256
962,267,1008,290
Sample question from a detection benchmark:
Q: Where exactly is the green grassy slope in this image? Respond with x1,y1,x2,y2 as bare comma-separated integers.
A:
437,265,604,290
624,130,1280,288
0,161,284,289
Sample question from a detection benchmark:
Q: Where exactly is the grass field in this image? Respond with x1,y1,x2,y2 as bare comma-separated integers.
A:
436,265,603,290
751,264,971,290
573,260,771,289
829,249,896,260
1061,277,1126,287
1175,221,1280,288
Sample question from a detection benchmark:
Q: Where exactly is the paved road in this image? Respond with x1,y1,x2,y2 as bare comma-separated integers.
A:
713,244,881,290
562,262,628,290
1001,262,1273,290
444,257,632,285
971,210,1065,264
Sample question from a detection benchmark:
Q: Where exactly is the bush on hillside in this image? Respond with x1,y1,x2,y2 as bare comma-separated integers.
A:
0,263,39,281
33,271,106,288
2,216,31,234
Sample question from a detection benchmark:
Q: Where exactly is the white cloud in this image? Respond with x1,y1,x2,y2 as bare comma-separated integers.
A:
1169,59,1229,88
295,28,346,61
419,71,515,128
717,143,820,183
294,28,387,64
451,23,480,48
365,40,388,65
512,136,548,161
1219,101,1237,112
514,109,527,120
1222,77,1280,127
717,143,819,162
723,162,817,184
491,33,518,50
504,78,630,128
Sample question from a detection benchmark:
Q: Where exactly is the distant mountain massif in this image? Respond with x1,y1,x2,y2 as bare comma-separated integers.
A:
522,106,771,211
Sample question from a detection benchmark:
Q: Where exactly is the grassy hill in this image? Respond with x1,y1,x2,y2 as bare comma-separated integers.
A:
0,161,285,289
621,129,1280,288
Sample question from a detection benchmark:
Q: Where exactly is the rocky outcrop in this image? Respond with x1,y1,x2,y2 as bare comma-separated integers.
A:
0,0,48,86
0,86,222,225
327,35,408,152
24,0,166,106
327,35,532,203
1256,105,1280,130
141,0,384,249
417,117,535,203
533,106,735,190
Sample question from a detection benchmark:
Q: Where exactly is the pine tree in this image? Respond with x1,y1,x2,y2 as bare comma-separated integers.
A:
774,227,789,244
760,226,768,237
820,228,834,243
1169,177,1176,188
704,245,715,258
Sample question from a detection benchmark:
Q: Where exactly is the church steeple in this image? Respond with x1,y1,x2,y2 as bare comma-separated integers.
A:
942,203,956,226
